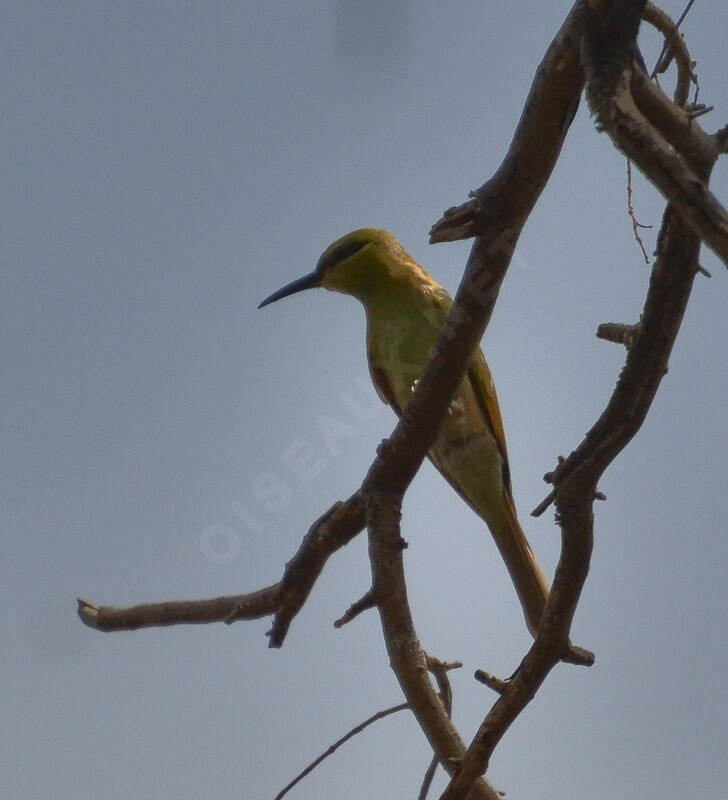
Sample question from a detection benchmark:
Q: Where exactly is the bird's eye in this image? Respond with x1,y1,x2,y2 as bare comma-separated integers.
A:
315,239,368,276
332,240,366,266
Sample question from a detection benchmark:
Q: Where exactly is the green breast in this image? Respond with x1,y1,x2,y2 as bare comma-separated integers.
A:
365,287,447,412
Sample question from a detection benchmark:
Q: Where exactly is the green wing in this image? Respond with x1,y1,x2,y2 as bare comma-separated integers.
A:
366,283,511,484
467,347,511,480
369,362,404,416
428,288,511,476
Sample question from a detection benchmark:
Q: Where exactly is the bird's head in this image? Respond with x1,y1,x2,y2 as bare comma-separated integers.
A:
259,228,410,308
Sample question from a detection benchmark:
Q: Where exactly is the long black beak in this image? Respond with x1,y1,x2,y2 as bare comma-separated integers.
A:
258,272,321,309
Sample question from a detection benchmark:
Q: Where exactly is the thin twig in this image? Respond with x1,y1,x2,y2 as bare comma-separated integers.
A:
643,1,697,108
333,590,376,628
417,655,461,800
626,159,652,264
585,11,728,267
418,755,439,800
273,703,409,800
649,0,697,81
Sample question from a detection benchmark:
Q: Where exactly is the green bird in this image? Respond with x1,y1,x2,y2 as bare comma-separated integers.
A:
259,229,549,637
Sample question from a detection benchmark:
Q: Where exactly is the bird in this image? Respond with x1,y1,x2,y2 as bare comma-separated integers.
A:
259,228,549,637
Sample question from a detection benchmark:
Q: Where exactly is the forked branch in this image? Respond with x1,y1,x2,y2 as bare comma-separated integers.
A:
76,3,724,799
78,492,365,644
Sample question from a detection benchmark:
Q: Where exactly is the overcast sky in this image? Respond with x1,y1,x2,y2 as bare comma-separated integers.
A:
3,2,727,798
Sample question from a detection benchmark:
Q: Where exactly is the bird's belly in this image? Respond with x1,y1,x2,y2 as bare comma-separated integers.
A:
371,330,508,526
429,419,508,530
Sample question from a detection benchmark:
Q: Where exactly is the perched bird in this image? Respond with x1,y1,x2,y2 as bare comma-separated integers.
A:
259,229,549,636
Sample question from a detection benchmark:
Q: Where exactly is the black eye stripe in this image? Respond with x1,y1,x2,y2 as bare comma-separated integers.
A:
336,240,367,263
319,240,367,273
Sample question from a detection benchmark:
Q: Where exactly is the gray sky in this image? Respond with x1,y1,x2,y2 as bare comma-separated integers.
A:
3,2,727,798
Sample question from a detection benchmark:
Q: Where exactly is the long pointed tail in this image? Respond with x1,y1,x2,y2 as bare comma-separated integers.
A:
492,490,550,638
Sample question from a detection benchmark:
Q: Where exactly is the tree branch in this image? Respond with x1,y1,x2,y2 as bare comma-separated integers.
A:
430,0,585,245
76,5,724,798
582,1,728,267
364,486,500,800
438,3,718,794
355,4,590,797
273,702,410,800
76,589,279,632
643,0,695,105
77,491,365,644
264,492,364,647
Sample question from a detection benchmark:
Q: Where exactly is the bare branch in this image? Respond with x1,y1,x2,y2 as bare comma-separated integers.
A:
628,67,718,167
438,3,717,796
273,702,409,800
364,487,500,800
473,670,509,696
715,123,728,152
418,756,439,800
333,590,376,629
536,197,705,515
626,159,652,264
425,654,462,715
264,492,364,647
433,2,728,269
582,2,728,267
596,321,641,347
358,6,591,798
76,590,278,632
75,6,724,798
430,1,585,244
644,0,696,104
367,0,587,501
78,491,365,643
418,656,462,800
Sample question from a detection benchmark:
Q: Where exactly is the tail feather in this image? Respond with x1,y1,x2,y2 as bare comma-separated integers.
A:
426,439,549,637
494,490,550,638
